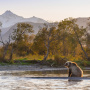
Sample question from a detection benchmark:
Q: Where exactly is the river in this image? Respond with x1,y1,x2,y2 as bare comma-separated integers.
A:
0,70,90,90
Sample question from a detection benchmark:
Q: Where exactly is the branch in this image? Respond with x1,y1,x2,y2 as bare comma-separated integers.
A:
44,40,48,48
0,32,5,46
0,41,5,46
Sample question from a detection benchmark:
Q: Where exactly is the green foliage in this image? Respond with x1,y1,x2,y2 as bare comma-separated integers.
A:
81,60,90,67
86,34,90,57
12,23,33,41
0,19,89,66
74,60,90,67
54,54,67,66
57,18,86,56
32,25,57,55
11,23,34,56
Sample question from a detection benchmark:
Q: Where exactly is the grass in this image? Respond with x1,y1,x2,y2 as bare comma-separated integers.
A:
0,59,90,67
0,54,90,67
74,60,90,67
13,54,44,60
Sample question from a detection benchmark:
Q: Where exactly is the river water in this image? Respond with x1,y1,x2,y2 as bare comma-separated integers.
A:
0,70,90,90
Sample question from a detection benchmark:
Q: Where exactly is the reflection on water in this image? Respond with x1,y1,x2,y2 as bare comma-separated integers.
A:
1,70,68,77
0,70,90,90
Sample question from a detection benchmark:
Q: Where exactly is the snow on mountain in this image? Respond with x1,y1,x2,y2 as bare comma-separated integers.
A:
0,10,48,28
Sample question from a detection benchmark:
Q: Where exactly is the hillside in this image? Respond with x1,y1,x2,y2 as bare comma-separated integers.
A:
76,17,90,33
1,22,45,42
0,10,90,43
0,10,48,28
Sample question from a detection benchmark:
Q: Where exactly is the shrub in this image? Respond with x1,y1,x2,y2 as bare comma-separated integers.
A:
54,54,67,66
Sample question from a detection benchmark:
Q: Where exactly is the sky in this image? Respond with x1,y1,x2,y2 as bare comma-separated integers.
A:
0,0,90,22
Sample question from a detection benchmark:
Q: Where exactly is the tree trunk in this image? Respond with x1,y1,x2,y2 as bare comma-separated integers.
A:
43,46,49,61
2,45,9,61
43,39,50,61
9,48,14,61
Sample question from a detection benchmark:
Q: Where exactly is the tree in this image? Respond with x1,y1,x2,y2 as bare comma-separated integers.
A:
10,23,33,59
72,19,89,60
86,34,90,56
12,23,33,42
33,23,57,61
0,22,11,61
57,19,77,56
86,22,90,59
43,24,56,61
57,18,88,59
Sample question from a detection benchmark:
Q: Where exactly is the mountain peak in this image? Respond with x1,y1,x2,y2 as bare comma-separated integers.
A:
2,10,16,17
32,16,37,18
0,10,48,28
3,10,13,14
5,10,12,13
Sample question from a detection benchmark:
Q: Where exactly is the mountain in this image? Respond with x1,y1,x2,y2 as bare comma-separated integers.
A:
0,10,23,28
75,17,90,33
1,22,45,42
76,17,90,28
0,10,48,28
0,10,90,45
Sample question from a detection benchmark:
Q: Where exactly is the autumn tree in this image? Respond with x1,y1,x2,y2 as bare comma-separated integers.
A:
33,24,57,61
10,23,33,59
57,18,88,59
86,34,90,56
57,19,77,56
0,22,12,61
86,22,90,59
72,19,88,60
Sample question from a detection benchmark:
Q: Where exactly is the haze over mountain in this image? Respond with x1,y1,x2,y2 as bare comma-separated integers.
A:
1,22,45,43
0,10,48,28
0,10,90,44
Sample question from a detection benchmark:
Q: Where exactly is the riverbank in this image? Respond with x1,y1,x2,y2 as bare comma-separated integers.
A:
0,64,67,71
0,64,89,71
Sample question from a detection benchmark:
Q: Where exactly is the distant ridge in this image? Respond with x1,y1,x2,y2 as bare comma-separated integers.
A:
0,10,90,44
0,10,48,28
